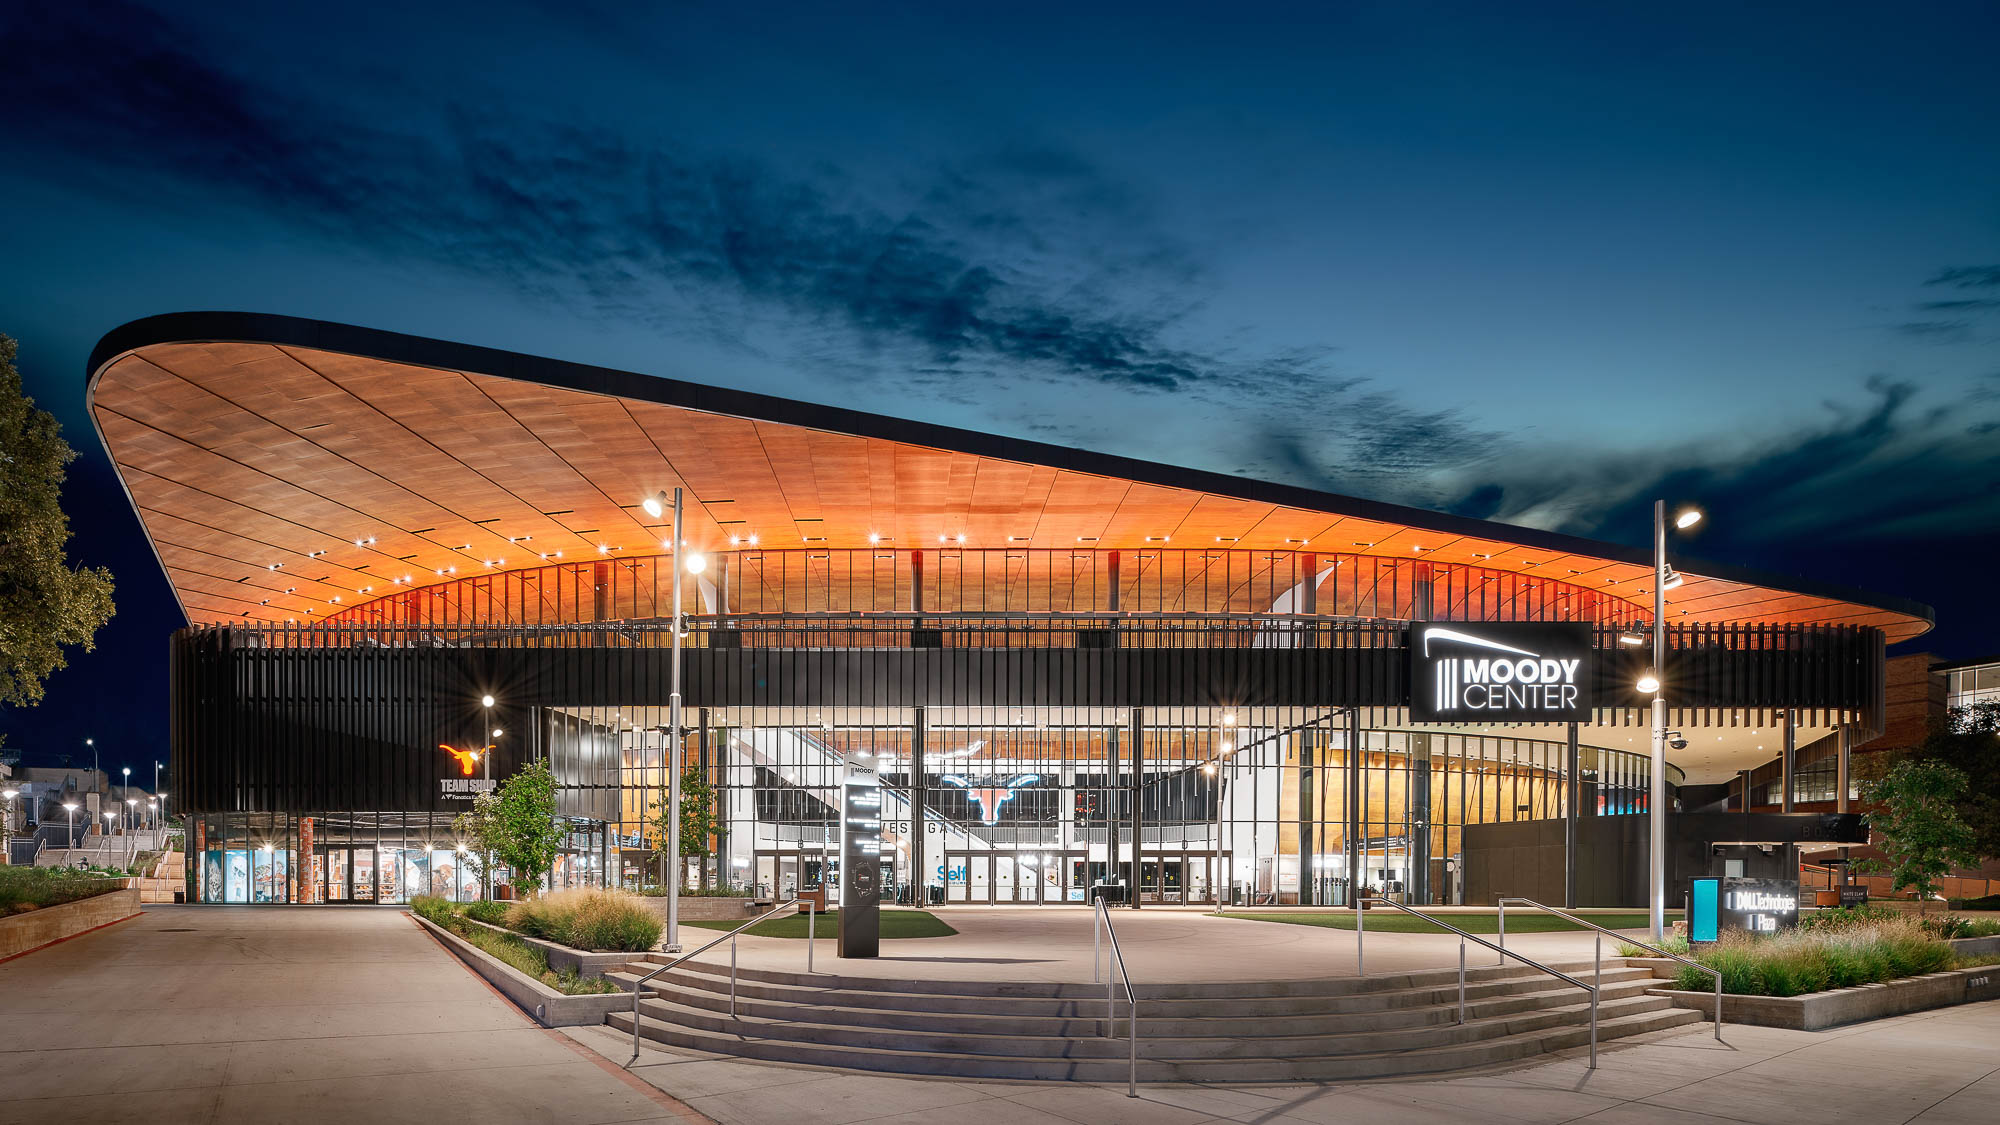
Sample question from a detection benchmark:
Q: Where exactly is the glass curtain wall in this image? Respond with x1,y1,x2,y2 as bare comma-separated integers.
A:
567,702,1668,908
189,811,607,904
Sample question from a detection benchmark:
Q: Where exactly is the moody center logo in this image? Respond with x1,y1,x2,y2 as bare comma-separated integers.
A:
1407,623,1593,724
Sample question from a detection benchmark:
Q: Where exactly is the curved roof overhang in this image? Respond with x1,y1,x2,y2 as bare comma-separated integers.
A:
86,312,1934,641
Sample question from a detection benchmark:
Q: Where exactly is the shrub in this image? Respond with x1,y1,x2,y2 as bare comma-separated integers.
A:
0,867,123,913
409,894,457,926
1795,903,1900,933
506,888,662,951
1673,917,1958,996
463,899,511,925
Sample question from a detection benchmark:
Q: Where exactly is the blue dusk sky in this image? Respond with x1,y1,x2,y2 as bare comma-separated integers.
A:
1,1,1996,765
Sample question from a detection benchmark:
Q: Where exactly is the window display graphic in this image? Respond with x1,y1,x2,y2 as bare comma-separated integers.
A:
941,774,1041,826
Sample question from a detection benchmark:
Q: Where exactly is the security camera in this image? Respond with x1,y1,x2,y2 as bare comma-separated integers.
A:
1670,737,1689,751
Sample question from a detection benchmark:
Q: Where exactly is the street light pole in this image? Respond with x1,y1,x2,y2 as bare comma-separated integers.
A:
668,487,684,952
64,804,77,863
1650,500,1668,944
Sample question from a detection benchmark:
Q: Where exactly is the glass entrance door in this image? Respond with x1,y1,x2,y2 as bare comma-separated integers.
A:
323,848,350,901
351,848,377,902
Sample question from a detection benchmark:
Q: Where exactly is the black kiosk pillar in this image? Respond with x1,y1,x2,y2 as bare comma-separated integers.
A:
839,751,883,958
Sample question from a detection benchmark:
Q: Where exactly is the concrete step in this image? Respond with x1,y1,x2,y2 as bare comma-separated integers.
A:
627,991,1680,1060
616,960,1660,1018
608,971,1667,1037
610,1004,1706,1082
619,954,1643,1003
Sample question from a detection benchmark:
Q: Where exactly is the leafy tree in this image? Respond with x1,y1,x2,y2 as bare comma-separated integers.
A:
1873,702,2000,860
647,764,717,887
0,334,115,706
1857,760,1984,913
484,752,572,892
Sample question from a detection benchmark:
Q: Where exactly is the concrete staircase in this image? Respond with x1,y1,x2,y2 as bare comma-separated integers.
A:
605,956,1705,1082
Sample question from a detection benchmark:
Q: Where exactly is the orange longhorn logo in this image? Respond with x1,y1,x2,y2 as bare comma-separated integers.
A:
440,744,492,777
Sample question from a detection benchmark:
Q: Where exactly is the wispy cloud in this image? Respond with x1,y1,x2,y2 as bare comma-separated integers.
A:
0,3,1333,407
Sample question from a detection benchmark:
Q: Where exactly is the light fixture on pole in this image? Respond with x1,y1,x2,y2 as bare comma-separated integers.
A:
665,487,687,952
1647,500,1703,944
63,803,78,861
643,490,669,520
125,798,138,866
480,694,495,899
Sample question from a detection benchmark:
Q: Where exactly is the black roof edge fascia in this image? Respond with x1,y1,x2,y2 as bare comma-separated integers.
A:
87,311,1936,631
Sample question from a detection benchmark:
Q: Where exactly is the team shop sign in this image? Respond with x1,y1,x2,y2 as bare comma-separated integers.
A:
1408,624,1594,723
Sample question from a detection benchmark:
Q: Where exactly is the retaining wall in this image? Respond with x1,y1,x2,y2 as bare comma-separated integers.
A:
0,888,142,960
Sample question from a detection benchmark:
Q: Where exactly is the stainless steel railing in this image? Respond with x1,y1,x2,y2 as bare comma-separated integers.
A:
625,895,805,1065
1358,897,1600,1068
1499,897,1723,1041
1091,897,1139,1097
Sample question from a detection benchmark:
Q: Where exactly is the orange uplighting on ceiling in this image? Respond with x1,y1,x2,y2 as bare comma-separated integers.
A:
85,315,1933,641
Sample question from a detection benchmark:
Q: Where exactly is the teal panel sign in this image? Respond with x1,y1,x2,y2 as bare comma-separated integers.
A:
1690,878,1719,943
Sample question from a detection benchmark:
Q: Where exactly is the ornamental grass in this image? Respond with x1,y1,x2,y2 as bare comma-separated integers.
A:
506,888,662,952
1674,916,1956,997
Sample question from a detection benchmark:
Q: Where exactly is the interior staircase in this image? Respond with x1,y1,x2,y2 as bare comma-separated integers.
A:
605,955,1705,1082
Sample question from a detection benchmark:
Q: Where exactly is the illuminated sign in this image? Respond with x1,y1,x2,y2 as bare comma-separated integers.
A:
1691,876,1800,941
1407,623,1593,723
942,774,1041,826
438,744,498,800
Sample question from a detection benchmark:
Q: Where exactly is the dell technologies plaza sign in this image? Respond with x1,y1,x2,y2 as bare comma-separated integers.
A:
1407,623,1594,724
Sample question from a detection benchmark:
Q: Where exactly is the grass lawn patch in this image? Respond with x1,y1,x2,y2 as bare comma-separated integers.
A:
1216,910,1675,934
685,908,958,939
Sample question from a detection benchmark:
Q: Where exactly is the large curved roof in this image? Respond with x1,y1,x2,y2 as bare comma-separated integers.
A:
87,312,1933,640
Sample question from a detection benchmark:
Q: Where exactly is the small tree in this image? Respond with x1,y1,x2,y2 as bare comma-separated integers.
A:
483,759,567,894
0,333,116,706
1857,760,1983,913
451,792,500,886
647,764,716,888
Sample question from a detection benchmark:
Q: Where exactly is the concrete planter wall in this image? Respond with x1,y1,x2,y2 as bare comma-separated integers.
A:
459,917,634,978
412,915,632,1027
1946,934,2000,958
1650,964,2000,1031
0,888,141,959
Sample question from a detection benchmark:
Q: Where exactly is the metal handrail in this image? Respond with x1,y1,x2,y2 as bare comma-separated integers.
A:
1359,897,1599,1068
626,895,803,1064
1092,897,1140,1097
1499,897,1723,1041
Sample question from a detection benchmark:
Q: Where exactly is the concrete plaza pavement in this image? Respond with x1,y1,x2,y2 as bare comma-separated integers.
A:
580,998,2000,1125
0,905,701,1125
5,904,1997,1125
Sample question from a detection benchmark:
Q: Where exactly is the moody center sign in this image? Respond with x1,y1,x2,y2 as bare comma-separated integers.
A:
1407,623,1595,724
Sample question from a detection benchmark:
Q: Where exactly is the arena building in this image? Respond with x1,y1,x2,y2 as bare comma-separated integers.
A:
88,314,1927,907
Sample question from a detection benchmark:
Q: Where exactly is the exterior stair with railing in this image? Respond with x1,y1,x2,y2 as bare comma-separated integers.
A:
604,955,1704,1082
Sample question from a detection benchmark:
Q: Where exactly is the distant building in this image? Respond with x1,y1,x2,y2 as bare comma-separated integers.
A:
1941,657,2000,711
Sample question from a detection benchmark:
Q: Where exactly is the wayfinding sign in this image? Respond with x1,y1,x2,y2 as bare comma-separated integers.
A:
839,754,883,958
1407,623,1594,724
